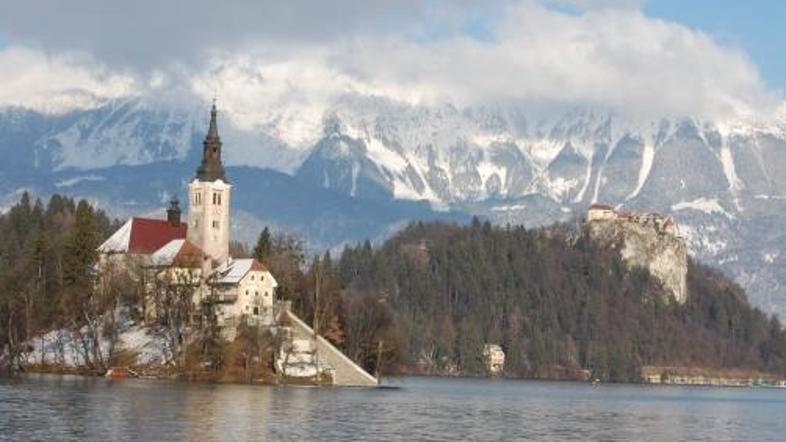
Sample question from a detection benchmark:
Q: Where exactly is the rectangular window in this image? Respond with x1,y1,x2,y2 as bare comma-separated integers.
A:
213,192,222,205
253,307,259,315
212,220,219,229
194,192,201,205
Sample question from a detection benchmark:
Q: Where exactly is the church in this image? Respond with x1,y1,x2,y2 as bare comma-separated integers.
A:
97,103,278,328
96,103,377,386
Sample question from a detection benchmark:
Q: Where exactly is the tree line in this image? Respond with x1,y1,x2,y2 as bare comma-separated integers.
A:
279,219,786,381
2,193,785,383
0,193,121,373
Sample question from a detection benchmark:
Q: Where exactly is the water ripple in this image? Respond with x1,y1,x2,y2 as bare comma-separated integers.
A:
1,375,785,441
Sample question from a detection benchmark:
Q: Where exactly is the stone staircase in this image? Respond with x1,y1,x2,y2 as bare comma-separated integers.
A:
276,309,378,387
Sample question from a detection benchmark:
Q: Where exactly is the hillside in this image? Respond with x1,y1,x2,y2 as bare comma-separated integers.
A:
328,220,786,382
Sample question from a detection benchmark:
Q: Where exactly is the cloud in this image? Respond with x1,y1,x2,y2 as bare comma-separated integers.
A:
547,0,648,11
0,0,780,122
0,47,135,113
0,0,490,71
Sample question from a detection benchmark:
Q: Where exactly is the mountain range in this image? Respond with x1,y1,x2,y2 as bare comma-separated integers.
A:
2,95,786,318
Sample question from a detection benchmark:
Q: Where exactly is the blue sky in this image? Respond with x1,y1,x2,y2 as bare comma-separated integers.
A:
645,0,785,92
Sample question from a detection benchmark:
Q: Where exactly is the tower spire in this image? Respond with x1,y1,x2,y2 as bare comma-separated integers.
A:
195,101,227,182
207,100,219,139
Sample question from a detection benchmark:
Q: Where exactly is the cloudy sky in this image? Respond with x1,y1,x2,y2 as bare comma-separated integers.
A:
0,0,783,122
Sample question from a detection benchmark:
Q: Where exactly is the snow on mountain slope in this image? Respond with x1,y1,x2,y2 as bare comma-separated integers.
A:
3,97,786,318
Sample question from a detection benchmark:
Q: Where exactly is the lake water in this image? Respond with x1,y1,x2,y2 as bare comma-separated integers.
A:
1,375,786,441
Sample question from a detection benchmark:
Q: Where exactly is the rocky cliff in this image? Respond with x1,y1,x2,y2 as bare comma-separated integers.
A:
586,213,688,303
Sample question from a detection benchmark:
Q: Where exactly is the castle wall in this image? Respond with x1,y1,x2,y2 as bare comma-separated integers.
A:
587,208,616,222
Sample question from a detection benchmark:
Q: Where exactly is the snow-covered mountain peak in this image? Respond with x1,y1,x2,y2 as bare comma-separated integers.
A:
4,95,786,318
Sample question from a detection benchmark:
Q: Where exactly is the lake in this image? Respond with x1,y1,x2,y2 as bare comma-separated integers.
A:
1,374,785,441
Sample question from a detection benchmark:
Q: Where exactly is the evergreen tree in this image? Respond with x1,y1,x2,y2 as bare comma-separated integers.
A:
63,200,100,288
252,227,272,263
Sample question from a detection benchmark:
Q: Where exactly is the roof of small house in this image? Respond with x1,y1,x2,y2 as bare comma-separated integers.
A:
150,239,206,268
98,217,187,255
211,258,272,285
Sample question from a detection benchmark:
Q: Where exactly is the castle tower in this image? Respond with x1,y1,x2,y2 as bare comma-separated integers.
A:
187,103,231,263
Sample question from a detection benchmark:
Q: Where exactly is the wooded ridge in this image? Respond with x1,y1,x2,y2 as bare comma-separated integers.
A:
1,194,785,383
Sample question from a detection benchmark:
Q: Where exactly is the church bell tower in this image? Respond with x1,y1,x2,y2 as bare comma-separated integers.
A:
187,102,231,263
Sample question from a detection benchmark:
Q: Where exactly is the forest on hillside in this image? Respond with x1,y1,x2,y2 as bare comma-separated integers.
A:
1,194,785,383
295,220,786,382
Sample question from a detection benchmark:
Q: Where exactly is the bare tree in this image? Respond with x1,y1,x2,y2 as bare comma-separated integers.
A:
150,268,201,369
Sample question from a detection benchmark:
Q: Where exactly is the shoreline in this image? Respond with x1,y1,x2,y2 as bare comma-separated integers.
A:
13,364,786,391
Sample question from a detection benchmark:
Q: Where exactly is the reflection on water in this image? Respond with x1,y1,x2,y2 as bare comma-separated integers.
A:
1,374,785,441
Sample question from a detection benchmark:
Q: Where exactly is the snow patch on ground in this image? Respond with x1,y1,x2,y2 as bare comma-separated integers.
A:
363,133,408,173
545,177,580,201
117,325,169,366
491,204,528,212
679,224,728,256
762,251,779,264
25,321,170,368
720,146,743,192
754,194,786,200
55,175,106,188
575,157,593,203
628,143,654,200
672,198,733,219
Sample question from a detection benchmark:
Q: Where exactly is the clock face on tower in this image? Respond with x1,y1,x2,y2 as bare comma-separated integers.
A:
213,207,222,216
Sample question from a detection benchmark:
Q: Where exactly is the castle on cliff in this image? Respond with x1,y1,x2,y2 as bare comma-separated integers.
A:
587,203,679,237
586,203,688,304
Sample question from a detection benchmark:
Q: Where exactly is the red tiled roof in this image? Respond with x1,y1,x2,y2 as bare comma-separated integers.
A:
172,240,206,268
128,217,187,254
250,259,269,272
